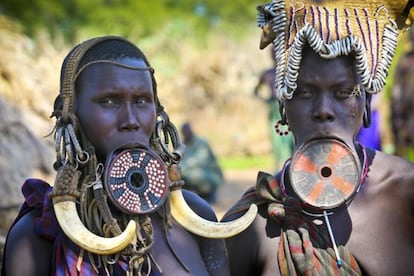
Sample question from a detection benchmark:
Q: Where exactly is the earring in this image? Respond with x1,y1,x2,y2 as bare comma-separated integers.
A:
363,109,371,128
279,102,287,125
363,94,371,128
275,120,290,136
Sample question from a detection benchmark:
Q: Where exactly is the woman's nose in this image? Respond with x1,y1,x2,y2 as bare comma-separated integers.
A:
119,104,139,130
312,95,335,122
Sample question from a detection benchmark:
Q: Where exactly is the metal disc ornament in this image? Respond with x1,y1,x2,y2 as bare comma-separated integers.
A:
289,139,361,209
105,148,169,214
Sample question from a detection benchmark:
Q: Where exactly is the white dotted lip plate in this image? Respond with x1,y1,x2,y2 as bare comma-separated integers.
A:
105,148,169,214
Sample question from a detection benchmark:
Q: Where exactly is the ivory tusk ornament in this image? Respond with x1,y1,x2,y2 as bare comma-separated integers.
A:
53,199,136,255
169,189,258,239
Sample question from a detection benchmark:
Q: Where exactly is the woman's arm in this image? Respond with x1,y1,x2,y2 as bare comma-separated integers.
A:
182,190,231,276
3,209,54,276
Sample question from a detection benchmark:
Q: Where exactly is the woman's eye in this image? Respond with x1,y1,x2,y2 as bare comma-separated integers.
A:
100,98,117,106
295,88,312,98
136,98,149,104
336,89,353,98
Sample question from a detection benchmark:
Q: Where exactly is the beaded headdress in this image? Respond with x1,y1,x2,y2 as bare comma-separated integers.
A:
257,0,414,100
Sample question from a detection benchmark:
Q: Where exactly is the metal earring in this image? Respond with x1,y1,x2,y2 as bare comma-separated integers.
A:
363,96,371,128
363,109,371,128
279,102,287,125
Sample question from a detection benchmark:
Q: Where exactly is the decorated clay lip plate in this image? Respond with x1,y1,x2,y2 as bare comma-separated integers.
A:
289,138,361,210
104,148,169,214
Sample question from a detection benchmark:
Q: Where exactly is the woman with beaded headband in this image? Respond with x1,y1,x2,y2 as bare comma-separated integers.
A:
222,0,414,275
2,36,257,275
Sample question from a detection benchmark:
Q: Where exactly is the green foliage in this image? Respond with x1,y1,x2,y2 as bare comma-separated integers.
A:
0,0,258,43
219,154,274,170
0,0,67,39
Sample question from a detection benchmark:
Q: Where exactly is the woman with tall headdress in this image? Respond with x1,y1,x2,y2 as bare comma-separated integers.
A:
223,1,414,275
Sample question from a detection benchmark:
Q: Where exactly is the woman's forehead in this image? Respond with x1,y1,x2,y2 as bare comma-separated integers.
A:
77,57,148,72
299,52,355,81
301,48,354,65
75,58,151,81
113,57,147,67
74,58,154,95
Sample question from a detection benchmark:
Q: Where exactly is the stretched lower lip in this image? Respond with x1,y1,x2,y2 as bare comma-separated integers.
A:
117,143,148,151
308,134,346,144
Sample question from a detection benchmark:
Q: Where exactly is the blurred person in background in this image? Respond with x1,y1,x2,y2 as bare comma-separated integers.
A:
254,47,294,170
392,26,414,161
180,122,224,204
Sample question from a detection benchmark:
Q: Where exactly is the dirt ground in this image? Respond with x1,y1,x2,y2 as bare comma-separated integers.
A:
211,169,259,219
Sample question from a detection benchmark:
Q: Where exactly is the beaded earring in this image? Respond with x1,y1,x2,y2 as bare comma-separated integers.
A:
275,120,290,136
275,102,290,136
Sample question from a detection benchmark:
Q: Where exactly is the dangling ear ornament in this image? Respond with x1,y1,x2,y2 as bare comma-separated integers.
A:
275,120,291,136
351,84,362,97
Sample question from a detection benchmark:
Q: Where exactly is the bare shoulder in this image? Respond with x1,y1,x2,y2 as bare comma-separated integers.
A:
225,203,280,276
3,209,54,276
177,190,230,276
370,150,414,172
182,189,218,221
348,150,414,274
367,150,414,201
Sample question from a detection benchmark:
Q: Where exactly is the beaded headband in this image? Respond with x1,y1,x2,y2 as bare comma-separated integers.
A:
257,0,414,100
